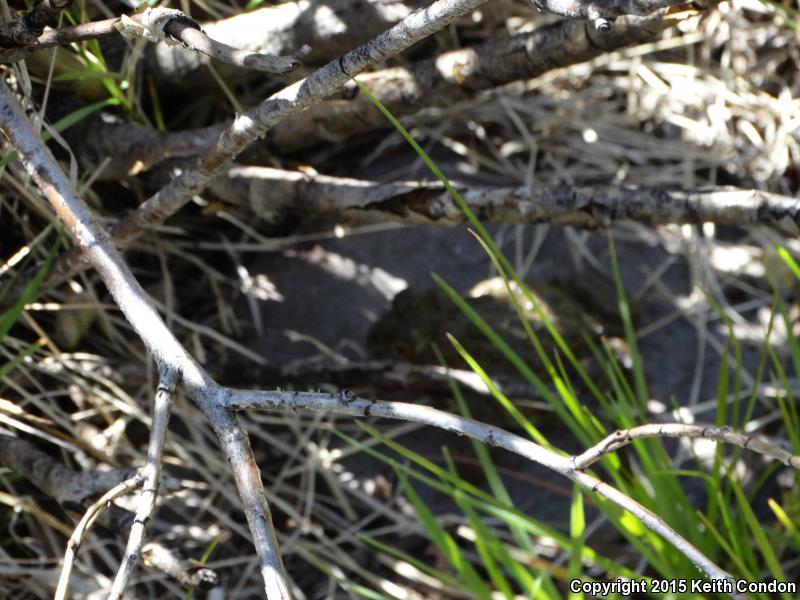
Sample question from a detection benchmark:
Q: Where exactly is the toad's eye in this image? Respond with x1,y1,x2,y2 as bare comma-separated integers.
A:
392,340,413,358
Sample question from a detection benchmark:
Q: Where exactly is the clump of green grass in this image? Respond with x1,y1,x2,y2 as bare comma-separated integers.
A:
334,80,800,599
0,231,60,376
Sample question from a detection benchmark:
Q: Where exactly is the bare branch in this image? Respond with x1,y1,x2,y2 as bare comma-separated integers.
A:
573,423,800,470
108,0,495,248
0,0,72,48
265,6,709,153
207,408,290,598
222,388,744,598
0,434,135,502
23,18,118,49
211,165,800,233
2,8,305,74
55,475,142,600
147,0,435,85
161,16,309,74
0,79,289,596
109,367,179,600
72,4,709,181
530,0,690,30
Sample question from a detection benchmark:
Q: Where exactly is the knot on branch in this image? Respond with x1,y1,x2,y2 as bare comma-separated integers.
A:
114,8,199,45
529,0,698,30
0,0,73,48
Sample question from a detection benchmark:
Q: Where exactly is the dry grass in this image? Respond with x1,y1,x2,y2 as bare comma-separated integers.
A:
0,0,798,597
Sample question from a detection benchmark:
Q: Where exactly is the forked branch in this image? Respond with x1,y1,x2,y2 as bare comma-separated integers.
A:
210,165,800,233
0,0,504,596
0,0,783,598
223,389,798,600
573,423,800,470
0,6,306,73
54,475,143,600
108,367,179,600
0,77,291,599
0,0,72,48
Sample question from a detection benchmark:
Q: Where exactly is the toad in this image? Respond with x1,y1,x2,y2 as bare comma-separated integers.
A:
367,276,631,380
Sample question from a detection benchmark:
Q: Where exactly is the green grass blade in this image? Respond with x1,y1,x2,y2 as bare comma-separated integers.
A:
696,509,754,580
443,451,516,600
435,345,538,554
446,332,550,444
568,485,585,600
731,482,788,596
338,426,639,579
0,236,61,340
432,273,589,445
776,246,800,280
467,231,607,408
0,98,120,168
767,499,799,539
0,340,44,381
395,470,494,599
358,534,462,589
767,352,800,452
607,238,647,409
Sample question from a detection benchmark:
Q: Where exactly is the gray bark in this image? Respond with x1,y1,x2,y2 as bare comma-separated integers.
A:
210,165,800,233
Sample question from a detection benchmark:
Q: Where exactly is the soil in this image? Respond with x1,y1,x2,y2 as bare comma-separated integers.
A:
233,222,769,526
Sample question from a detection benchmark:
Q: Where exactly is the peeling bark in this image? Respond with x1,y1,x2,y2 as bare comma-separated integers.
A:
265,9,691,152
209,165,800,232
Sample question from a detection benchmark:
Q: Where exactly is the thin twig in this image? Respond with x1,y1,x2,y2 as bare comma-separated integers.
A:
0,0,763,596
0,0,72,48
211,166,800,233
2,8,305,73
107,0,496,245
222,389,746,598
54,475,143,600
0,435,135,501
530,0,689,30
108,367,179,600
0,78,289,597
26,17,118,49
162,16,309,74
42,3,719,290
573,423,800,470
